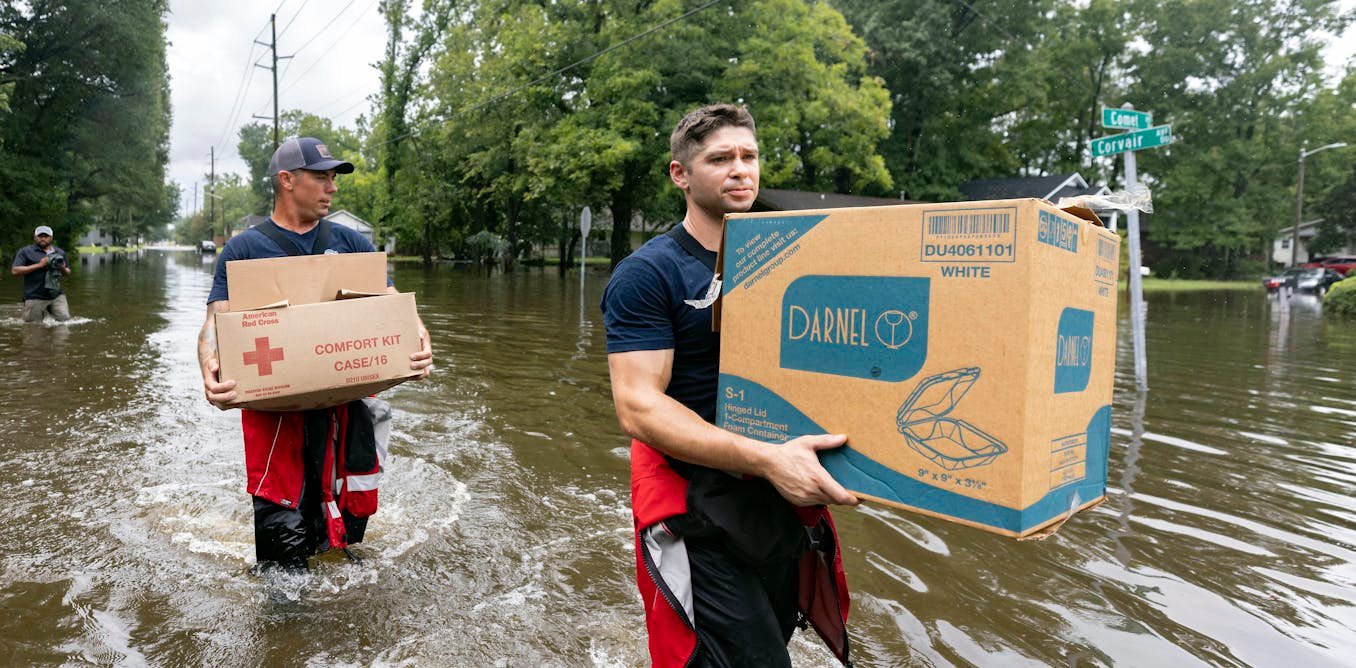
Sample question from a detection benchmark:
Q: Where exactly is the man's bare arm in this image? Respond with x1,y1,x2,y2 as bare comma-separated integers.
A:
199,301,237,409
608,349,857,507
10,256,49,276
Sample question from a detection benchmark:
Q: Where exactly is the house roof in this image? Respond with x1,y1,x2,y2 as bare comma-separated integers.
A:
327,209,372,233
753,188,917,211
958,173,1111,204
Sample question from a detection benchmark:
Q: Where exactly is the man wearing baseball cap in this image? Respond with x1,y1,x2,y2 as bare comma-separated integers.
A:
10,225,73,323
196,136,433,572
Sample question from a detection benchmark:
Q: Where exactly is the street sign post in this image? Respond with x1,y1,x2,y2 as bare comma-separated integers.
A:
1091,124,1172,158
1101,106,1152,130
1094,104,1172,391
579,206,592,294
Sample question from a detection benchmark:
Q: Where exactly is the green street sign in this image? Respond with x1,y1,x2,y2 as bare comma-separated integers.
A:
1101,107,1152,130
1091,124,1173,158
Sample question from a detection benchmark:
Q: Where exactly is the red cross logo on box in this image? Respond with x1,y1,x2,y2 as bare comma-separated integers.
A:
243,336,285,376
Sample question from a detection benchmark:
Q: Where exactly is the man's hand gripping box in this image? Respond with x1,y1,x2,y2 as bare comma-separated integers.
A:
216,252,421,411
716,199,1120,538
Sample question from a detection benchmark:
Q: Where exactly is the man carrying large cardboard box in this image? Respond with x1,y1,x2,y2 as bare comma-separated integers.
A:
197,136,433,572
602,105,856,667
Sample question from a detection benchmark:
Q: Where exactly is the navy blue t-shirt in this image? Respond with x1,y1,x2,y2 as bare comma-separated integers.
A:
601,226,720,422
12,244,66,300
207,219,381,304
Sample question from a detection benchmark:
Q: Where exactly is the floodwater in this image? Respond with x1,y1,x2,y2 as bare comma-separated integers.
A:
1,250,1354,666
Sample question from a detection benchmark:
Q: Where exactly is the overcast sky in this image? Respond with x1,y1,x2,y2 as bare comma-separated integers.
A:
167,0,386,213
165,0,1356,216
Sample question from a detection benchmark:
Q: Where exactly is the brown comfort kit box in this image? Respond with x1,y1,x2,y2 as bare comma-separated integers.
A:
216,252,421,412
716,199,1120,538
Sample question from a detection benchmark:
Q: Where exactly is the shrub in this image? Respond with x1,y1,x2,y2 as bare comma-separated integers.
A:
1323,275,1356,317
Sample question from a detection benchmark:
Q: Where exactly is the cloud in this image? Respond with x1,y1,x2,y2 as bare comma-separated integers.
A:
166,0,385,213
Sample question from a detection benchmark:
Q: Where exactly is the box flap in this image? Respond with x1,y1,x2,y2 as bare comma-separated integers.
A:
336,289,386,300
226,252,388,311
1059,205,1105,228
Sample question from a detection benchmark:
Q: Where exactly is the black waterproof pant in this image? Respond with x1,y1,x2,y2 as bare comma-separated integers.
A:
685,534,800,668
251,409,376,571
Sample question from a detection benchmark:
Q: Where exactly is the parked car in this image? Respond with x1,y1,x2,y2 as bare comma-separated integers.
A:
199,240,216,254
1301,256,1356,276
1267,267,1346,293
1264,268,1304,291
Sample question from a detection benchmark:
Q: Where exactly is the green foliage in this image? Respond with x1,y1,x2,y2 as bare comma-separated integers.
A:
837,0,1353,278
1131,0,1349,276
399,0,893,268
174,173,255,245
0,1,173,251
236,111,372,219
1323,275,1356,317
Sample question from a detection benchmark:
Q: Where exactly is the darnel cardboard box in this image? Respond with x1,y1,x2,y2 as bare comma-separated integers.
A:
216,252,422,412
715,199,1120,538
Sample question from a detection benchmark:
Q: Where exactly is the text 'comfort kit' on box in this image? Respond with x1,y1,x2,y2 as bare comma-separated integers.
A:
215,252,421,412
716,199,1120,538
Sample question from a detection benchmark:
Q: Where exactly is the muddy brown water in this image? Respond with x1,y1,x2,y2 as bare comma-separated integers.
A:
1,250,1353,665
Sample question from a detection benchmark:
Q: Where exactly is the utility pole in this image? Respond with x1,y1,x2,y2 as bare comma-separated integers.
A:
253,13,292,152
192,181,198,218
209,147,216,239
1289,141,1350,267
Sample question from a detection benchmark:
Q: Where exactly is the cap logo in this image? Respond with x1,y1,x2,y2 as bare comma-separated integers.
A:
316,143,333,159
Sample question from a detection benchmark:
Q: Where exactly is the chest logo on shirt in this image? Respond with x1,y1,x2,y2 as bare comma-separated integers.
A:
780,275,930,382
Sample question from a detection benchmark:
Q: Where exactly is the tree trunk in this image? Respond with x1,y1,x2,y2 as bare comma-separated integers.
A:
503,194,521,272
609,187,633,270
422,217,432,269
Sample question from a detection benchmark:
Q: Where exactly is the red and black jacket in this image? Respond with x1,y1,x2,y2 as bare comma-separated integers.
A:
630,439,852,666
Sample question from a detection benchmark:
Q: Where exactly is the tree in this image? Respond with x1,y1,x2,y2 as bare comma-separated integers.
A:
1129,0,1350,276
832,0,1052,200
0,0,172,252
236,111,370,219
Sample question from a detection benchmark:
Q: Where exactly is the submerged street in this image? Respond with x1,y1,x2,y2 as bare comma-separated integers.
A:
1,251,1354,665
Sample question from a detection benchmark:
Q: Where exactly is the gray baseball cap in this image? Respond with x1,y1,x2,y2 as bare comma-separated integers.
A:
268,137,355,175
34,226,53,237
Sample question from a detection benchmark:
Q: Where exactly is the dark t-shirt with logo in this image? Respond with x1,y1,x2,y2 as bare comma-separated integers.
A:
11,244,65,301
206,218,380,304
600,226,720,422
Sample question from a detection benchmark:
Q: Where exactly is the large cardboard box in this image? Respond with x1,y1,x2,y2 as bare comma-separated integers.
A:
216,252,421,411
716,199,1119,538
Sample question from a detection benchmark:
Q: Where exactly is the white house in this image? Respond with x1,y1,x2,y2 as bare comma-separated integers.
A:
77,227,117,247
326,210,373,244
1272,219,1355,266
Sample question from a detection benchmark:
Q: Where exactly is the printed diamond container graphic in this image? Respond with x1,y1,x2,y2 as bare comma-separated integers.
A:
896,367,1007,470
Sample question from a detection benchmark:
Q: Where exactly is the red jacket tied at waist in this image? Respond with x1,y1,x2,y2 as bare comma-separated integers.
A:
240,400,387,541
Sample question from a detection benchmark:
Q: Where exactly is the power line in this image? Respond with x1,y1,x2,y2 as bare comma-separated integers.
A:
277,0,311,37
279,0,380,95
213,42,262,151
332,95,372,120
378,0,724,149
254,1,288,40
286,0,361,61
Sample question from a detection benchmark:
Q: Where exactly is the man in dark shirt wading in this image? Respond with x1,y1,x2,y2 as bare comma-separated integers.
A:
11,226,73,323
198,136,433,572
602,104,857,667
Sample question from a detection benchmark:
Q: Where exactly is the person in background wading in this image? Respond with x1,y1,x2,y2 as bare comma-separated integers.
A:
197,136,433,572
11,226,73,323
601,104,858,667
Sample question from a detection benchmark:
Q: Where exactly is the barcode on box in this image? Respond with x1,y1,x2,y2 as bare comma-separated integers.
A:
926,211,1012,237
1098,237,1117,261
